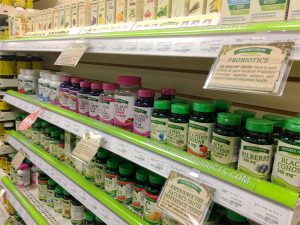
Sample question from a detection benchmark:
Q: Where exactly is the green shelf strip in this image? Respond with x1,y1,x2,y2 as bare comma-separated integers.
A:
1,176,49,225
7,90,300,208
9,130,148,225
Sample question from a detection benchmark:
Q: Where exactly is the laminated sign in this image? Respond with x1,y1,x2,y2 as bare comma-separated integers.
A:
55,42,88,67
157,171,215,225
204,42,294,95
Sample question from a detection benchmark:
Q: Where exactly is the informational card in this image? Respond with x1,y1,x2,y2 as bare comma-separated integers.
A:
11,151,26,170
157,171,215,225
204,42,294,95
18,109,44,131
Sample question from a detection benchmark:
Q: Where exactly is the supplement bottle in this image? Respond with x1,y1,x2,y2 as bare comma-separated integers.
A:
150,100,171,143
57,133,65,161
31,164,39,187
42,72,53,102
219,210,249,225
77,81,91,116
238,118,273,179
31,55,43,70
94,148,110,188
158,88,176,100
99,83,118,125
54,185,63,213
88,82,102,119
44,127,55,152
187,101,215,159
37,71,46,99
133,89,155,137
83,210,95,225
116,162,135,205
0,52,15,79
143,173,165,225
40,121,50,148
24,69,39,96
71,198,85,225
132,168,148,214
17,163,31,188
31,120,41,145
59,76,72,109
104,157,122,197
69,77,81,112
62,189,72,219
49,131,60,157
211,113,241,167
83,157,95,182
18,69,26,93
47,178,57,208
233,109,256,134
212,99,231,118
16,53,30,75
38,173,48,202
50,74,62,105
272,117,300,192
167,103,190,150
114,76,141,131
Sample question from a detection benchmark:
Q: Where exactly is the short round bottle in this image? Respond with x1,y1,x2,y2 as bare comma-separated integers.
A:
94,148,110,188
71,198,85,225
88,82,103,119
104,157,122,197
47,178,57,208
69,77,81,112
38,173,48,202
62,189,72,219
132,168,148,214
157,88,176,100
116,163,135,205
54,185,63,213
49,131,60,157
59,76,72,109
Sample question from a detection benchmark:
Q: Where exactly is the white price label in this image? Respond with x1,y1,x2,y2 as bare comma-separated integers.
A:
133,148,147,164
148,155,168,175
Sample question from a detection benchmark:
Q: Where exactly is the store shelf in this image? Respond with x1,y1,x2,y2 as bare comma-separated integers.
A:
4,90,300,225
1,21,300,59
7,131,148,225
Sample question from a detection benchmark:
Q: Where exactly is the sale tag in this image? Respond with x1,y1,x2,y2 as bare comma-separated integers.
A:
18,109,44,131
11,151,26,170
157,171,215,225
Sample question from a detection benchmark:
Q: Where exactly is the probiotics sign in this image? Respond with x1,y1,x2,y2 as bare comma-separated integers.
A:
204,42,294,95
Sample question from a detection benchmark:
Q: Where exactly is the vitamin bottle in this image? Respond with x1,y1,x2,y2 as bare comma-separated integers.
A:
59,76,72,109
133,89,155,137
62,190,72,219
0,52,15,79
233,109,256,134
47,178,57,208
42,72,53,102
77,81,91,116
49,131,60,157
16,53,30,75
272,117,300,192
83,156,95,182
211,113,241,167
57,133,65,161
69,77,81,112
150,100,171,143
31,120,41,145
71,198,85,225
88,82,103,119
158,88,176,100
17,163,31,188
94,148,110,188
54,185,63,213
105,157,122,197
50,74,62,105
116,162,135,205
18,69,26,93
114,76,141,131
167,103,190,150
99,83,118,125
212,99,231,117
40,121,50,148
187,101,215,159
219,210,249,225
132,168,148,214
83,210,95,225
37,72,46,99
38,173,48,202
24,69,39,96
238,118,273,179
31,164,39,187
143,173,165,225
44,127,55,152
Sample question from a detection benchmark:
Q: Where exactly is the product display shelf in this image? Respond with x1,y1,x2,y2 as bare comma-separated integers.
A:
1,21,300,59
4,90,300,225
7,131,148,225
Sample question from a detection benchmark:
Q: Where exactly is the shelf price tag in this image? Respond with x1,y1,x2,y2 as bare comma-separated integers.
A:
18,109,43,131
11,150,26,170
204,42,294,96
157,171,215,225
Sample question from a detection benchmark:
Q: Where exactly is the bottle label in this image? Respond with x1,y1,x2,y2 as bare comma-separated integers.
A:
271,140,300,192
62,199,71,218
47,189,55,207
38,182,47,201
238,140,273,179
143,191,162,224
116,180,134,205
50,86,60,105
69,91,78,112
59,88,70,108
88,95,99,119
167,122,188,150
99,97,115,124
133,107,153,137
32,131,40,145
54,197,62,213
211,133,240,168
150,117,168,143
94,163,106,188
77,93,89,115
38,83,44,98
187,121,214,158
105,173,117,196
43,84,50,100
83,161,95,179
114,95,135,130
71,205,85,221
132,185,145,212
24,79,36,95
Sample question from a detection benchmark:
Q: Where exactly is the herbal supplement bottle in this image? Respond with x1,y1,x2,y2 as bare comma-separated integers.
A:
211,113,241,167
38,173,48,202
104,157,122,197
99,83,118,125
40,121,50,148
47,178,57,208
59,76,72,109
37,72,45,99
62,190,72,219
143,173,165,225
18,69,26,93
219,210,249,225
49,131,60,157
238,118,273,179
132,168,148,214
272,117,300,192
88,82,103,119
78,81,91,116
49,74,62,105
44,127,55,152
83,158,95,182
31,164,39,187
211,99,231,117
133,89,155,137
0,52,15,79
94,148,110,188
24,69,39,96
71,198,85,225
57,133,65,161
150,100,171,143
187,101,215,159
167,103,190,150
233,109,256,134
31,120,41,145
17,163,31,188
42,72,53,102
69,77,81,112
54,185,63,213
158,88,176,100
83,210,95,225
116,163,135,205
114,76,141,131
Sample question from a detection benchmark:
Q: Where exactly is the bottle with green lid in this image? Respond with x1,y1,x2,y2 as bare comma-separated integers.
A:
83,158,95,182
54,185,63,213
219,210,249,225
40,121,50,148
171,99,186,104
167,103,190,150
233,109,256,132
150,100,171,143
44,127,55,152
238,118,274,179
47,178,57,208
71,198,85,225
272,117,300,192
95,216,105,225
211,113,241,167
212,99,231,116
83,210,95,225
94,148,110,188
143,173,165,225
57,133,65,161
116,163,135,205
62,189,72,219
38,173,48,202
32,120,42,145
104,157,122,197
49,131,60,157
132,168,148,214
187,101,215,159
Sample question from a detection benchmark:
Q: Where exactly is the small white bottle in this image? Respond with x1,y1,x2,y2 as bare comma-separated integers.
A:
50,74,62,105
42,72,53,102
24,69,39,96
38,72,46,99
18,69,26,94
17,163,31,188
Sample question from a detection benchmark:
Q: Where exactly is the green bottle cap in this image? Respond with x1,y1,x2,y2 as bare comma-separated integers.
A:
171,103,190,115
217,113,241,126
154,100,171,110
263,114,285,128
171,98,186,104
225,210,247,223
246,118,273,133
97,148,110,159
107,157,121,169
48,179,56,186
212,99,231,111
55,185,63,194
284,117,300,133
233,109,256,122
119,163,135,176
42,121,50,128
63,189,70,196
149,173,164,185
51,131,60,138
136,168,148,182
84,210,94,222
193,101,215,113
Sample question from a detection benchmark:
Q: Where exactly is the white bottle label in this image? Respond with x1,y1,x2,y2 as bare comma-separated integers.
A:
71,205,85,221
99,97,115,124
167,121,188,150
133,106,153,137
43,84,50,100
77,93,89,115
38,83,44,97
105,174,117,196
59,89,70,108
69,91,78,111
150,117,168,143
114,95,135,130
88,95,99,119
54,197,62,212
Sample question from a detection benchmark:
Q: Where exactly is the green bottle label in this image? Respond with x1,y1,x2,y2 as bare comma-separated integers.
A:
167,122,188,150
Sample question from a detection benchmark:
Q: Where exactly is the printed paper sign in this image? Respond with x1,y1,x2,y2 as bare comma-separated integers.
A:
157,171,215,225
11,151,26,170
204,42,294,95
54,43,88,67
18,109,44,131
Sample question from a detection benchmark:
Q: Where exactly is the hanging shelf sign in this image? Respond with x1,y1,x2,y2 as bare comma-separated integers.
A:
204,42,294,96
